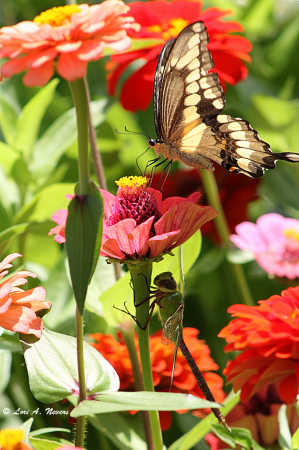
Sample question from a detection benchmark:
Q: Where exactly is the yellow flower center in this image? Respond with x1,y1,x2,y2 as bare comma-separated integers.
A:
0,428,25,449
148,18,189,40
116,176,149,189
33,5,81,27
284,228,299,241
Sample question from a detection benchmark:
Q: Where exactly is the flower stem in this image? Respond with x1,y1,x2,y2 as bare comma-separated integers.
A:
68,78,90,195
200,169,254,306
75,305,86,448
69,77,91,447
122,323,155,450
129,263,163,450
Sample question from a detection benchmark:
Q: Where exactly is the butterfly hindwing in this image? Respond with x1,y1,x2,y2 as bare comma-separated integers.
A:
150,21,299,177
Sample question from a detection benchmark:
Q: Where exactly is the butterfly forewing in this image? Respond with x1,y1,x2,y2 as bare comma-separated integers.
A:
151,21,299,177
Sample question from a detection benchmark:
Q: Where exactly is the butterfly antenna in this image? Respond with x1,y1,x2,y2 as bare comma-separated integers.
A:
115,127,151,139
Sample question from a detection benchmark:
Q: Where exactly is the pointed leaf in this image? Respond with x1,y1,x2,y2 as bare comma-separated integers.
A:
65,184,103,314
30,99,107,181
278,405,292,450
20,328,119,403
71,391,220,417
0,87,19,145
13,79,59,155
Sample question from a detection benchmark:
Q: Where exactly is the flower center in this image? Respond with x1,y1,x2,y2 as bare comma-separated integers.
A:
281,228,299,263
33,5,81,27
0,428,25,449
107,176,161,231
147,18,189,40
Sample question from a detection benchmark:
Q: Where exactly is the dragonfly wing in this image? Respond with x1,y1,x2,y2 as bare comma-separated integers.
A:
161,305,184,345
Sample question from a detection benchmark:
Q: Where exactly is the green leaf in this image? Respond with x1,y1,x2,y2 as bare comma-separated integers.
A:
152,230,202,282
29,437,72,450
30,98,107,182
102,38,163,55
71,391,220,417
211,425,255,450
89,412,147,450
0,87,19,145
0,350,12,393
168,390,240,450
65,184,103,314
12,79,59,156
20,328,119,403
13,182,74,224
292,426,299,449
195,246,226,273
278,405,292,450
252,95,298,128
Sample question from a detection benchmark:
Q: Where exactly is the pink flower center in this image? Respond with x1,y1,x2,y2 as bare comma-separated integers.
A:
147,18,189,40
282,228,299,263
33,5,81,27
107,176,161,231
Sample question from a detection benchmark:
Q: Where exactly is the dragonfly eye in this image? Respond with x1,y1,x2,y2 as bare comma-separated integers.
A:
157,278,177,292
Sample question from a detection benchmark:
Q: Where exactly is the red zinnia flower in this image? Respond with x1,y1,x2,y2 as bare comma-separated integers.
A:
49,176,217,261
106,0,252,111
205,384,299,450
218,285,299,403
151,166,260,243
0,2,140,86
90,327,225,430
0,253,50,338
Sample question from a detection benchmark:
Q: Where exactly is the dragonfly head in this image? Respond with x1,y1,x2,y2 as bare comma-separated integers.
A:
154,272,177,292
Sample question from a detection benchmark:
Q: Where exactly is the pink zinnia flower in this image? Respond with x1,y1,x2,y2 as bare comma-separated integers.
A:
49,176,218,260
0,2,140,86
0,253,50,338
230,213,299,280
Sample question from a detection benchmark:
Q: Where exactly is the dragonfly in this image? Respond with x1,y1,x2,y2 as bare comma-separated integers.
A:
144,271,231,432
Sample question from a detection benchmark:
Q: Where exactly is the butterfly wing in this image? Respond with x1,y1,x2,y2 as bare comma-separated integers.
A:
153,21,299,177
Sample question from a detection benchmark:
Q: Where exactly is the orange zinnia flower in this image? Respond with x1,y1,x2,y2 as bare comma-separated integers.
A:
0,428,34,450
0,2,140,86
90,327,225,430
218,285,299,403
0,253,50,338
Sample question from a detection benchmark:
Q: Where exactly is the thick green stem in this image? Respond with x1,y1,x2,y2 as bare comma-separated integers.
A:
69,78,90,195
200,169,254,306
75,306,86,448
129,263,163,450
122,323,155,450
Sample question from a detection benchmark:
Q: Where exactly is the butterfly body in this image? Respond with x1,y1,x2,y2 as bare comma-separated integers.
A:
150,21,299,178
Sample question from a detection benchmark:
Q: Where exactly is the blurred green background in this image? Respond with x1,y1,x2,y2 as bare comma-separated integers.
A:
0,0,299,449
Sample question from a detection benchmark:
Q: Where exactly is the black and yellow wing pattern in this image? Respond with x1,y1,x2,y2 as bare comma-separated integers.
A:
148,21,299,178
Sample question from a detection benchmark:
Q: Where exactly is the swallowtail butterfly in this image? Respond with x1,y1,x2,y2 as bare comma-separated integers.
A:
148,21,299,178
